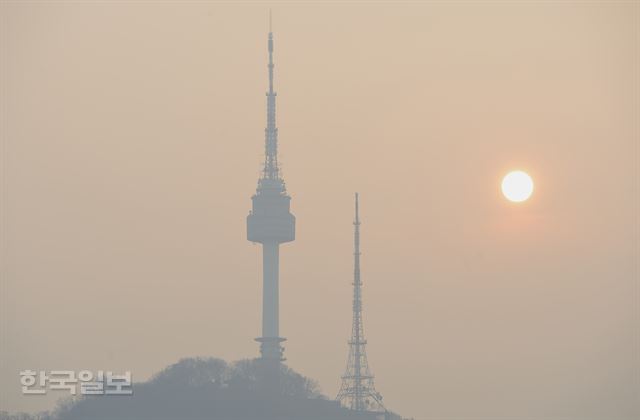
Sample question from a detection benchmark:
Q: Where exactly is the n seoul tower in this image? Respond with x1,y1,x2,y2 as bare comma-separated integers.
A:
247,25,295,363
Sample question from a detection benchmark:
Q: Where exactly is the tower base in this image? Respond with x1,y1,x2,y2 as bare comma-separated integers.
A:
255,336,287,362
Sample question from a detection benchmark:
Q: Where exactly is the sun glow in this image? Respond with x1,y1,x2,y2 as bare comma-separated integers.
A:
501,171,534,202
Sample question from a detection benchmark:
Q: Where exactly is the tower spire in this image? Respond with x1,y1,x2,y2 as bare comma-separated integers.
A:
263,24,279,180
337,194,385,412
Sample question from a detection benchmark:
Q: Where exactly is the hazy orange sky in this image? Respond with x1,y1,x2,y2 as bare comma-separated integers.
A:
1,2,638,418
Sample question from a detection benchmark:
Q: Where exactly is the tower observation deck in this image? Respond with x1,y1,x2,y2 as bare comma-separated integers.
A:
247,30,295,363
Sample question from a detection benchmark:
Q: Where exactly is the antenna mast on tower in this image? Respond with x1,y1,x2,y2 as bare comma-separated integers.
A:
337,194,385,412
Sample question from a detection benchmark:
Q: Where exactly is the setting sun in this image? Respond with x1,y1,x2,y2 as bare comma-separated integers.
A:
502,170,534,202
